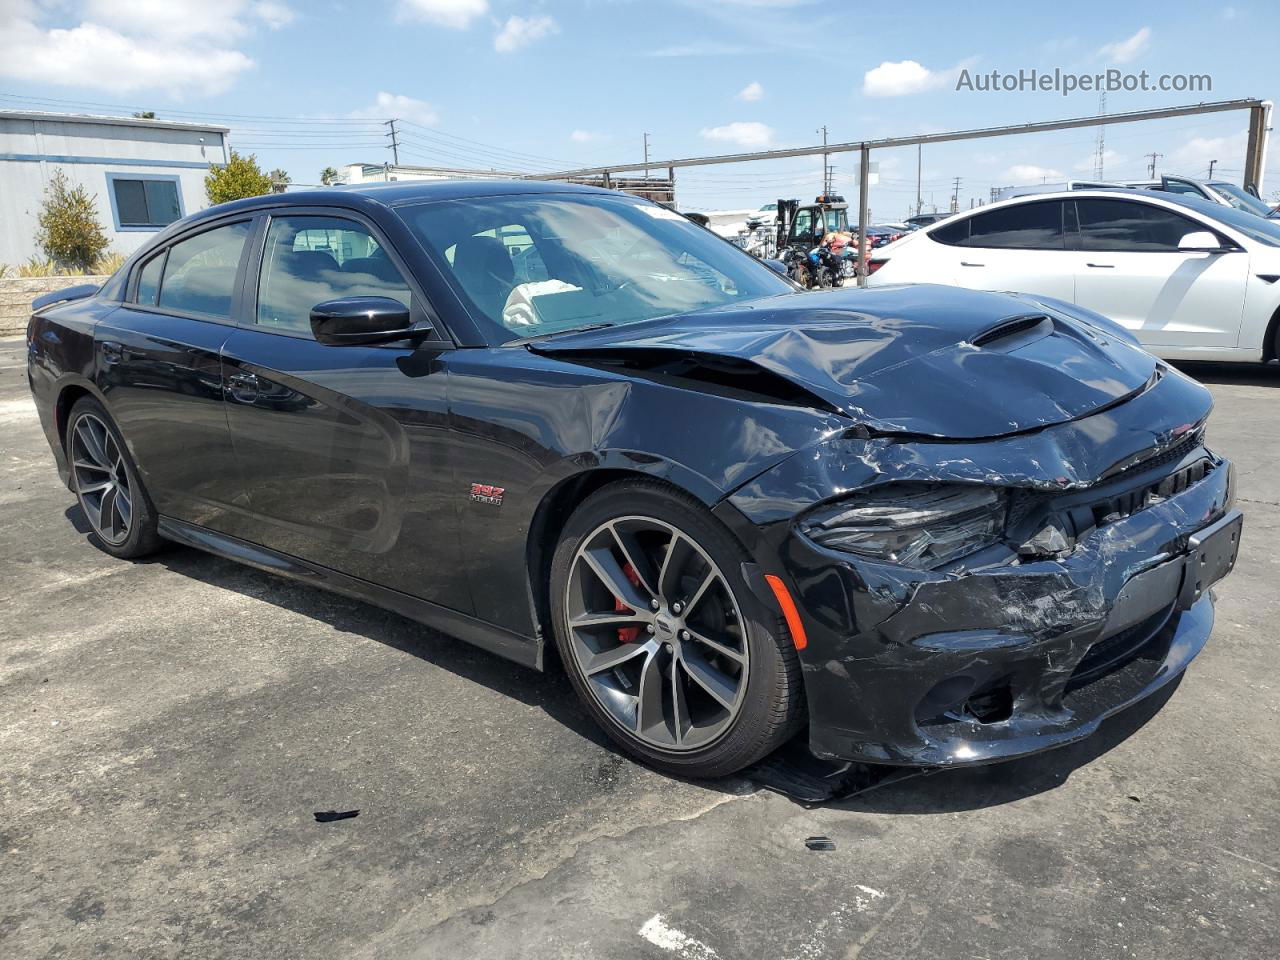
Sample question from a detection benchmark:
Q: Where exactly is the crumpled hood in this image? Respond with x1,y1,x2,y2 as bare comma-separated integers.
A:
530,284,1158,440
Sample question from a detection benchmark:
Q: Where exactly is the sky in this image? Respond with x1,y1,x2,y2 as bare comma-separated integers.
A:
1,0,1275,219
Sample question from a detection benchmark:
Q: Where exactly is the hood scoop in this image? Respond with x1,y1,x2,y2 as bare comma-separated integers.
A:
970,314,1054,350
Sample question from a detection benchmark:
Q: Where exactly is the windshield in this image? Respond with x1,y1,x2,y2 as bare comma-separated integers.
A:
1207,181,1275,218
398,194,793,343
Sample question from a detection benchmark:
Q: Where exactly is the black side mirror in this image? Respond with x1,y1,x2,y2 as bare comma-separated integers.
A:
310,297,417,346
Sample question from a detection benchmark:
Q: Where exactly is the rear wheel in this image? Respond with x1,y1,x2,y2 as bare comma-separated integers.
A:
549,481,804,777
66,397,162,559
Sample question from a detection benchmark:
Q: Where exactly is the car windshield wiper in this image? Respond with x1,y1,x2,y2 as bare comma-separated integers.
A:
505,322,617,346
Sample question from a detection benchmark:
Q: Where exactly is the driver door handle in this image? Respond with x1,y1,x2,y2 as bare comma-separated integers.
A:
228,371,260,403
1086,262,1115,268
960,261,984,267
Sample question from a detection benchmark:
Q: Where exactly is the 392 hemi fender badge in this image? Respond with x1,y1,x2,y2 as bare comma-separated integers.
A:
470,483,505,506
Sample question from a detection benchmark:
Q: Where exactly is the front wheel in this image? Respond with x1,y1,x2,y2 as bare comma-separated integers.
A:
549,481,804,777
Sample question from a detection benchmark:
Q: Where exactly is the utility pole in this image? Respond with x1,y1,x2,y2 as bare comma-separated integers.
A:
643,132,650,179
818,125,830,195
950,176,961,213
915,143,922,216
1145,152,1162,178
1207,158,1218,179
385,119,400,167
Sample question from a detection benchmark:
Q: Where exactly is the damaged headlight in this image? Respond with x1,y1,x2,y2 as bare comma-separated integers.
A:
800,484,1008,569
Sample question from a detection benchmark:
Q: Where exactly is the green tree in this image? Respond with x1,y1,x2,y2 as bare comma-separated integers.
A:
132,110,156,119
319,166,339,186
269,168,291,194
34,169,109,271
204,150,273,206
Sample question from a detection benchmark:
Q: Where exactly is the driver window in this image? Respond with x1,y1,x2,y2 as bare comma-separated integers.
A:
256,215,412,333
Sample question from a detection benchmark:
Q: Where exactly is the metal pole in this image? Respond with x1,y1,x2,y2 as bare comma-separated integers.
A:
857,147,870,288
915,143,922,216
1244,100,1273,194
643,132,649,179
526,99,1266,180
668,165,675,207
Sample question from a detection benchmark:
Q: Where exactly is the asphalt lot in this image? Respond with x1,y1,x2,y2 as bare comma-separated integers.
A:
2,335,1277,960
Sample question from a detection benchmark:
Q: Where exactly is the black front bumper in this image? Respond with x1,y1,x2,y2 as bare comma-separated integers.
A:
756,453,1239,767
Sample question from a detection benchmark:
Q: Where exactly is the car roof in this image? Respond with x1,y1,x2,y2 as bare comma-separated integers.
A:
935,186,1229,218
183,178,617,225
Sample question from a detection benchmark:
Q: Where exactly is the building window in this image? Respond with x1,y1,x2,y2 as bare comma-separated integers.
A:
106,174,183,230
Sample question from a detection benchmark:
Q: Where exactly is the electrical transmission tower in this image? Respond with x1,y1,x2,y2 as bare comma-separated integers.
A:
1093,91,1107,179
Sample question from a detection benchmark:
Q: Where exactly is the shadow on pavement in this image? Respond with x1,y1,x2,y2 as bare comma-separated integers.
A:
1172,360,1280,387
62,504,1190,817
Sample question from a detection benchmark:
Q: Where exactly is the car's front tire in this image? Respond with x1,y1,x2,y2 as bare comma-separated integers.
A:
66,396,163,560
549,480,804,777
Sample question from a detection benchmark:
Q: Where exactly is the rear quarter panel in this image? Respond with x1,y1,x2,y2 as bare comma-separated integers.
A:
26,297,116,484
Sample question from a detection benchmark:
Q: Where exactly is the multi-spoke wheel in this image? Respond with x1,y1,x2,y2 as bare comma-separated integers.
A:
66,397,162,559
71,412,133,545
551,481,804,777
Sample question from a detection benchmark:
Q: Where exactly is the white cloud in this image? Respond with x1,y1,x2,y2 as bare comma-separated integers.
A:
1073,149,1123,173
1097,27,1151,64
253,1,295,29
397,0,488,29
570,129,603,142
700,121,774,148
1170,131,1247,170
649,42,755,57
0,2,266,95
351,91,439,127
862,59,971,97
1005,164,1064,182
736,81,764,102
493,14,557,53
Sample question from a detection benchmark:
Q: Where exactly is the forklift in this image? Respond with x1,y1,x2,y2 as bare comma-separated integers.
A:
773,195,855,288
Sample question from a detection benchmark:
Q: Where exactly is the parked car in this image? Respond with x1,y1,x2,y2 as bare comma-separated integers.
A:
1125,175,1279,220
27,180,1240,776
868,188,1280,363
905,212,950,229
866,225,906,248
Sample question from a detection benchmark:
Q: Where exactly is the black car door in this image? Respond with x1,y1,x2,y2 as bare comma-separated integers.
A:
219,210,469,613
96,217,254,532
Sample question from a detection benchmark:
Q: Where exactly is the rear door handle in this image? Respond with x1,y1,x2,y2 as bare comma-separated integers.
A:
228,371,260,402
960,261,984,267
1086,262,1115,268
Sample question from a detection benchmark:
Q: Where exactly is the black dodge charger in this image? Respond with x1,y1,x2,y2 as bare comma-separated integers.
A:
26,180,1242,777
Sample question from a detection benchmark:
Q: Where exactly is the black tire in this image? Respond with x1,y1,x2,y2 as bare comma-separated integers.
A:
66,396,163,560
549,480,804,777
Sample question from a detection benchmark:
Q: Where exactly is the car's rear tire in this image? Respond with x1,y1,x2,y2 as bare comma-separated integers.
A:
549,480,804,777
66,396,163,560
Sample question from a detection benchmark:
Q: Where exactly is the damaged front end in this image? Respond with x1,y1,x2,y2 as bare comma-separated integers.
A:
723,363,1242,766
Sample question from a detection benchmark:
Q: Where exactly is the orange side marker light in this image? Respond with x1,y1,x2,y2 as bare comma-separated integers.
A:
764,574,808,651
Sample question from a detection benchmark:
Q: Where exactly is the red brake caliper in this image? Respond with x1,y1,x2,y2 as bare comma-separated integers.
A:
616,563,643,645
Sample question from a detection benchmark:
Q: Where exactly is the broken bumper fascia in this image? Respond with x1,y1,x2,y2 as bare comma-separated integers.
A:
766,463,1237,766
718,367,1239,766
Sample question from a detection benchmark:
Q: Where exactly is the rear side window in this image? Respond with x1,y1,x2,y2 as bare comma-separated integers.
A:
1076,200,1202,252
930,217,970,246
135,252,165,306
157,222,251,319
967,201,1065,250
256,215,412,333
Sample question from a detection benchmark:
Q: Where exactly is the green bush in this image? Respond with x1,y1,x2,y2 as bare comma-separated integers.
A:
34,170,110,271
205,150,274,205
